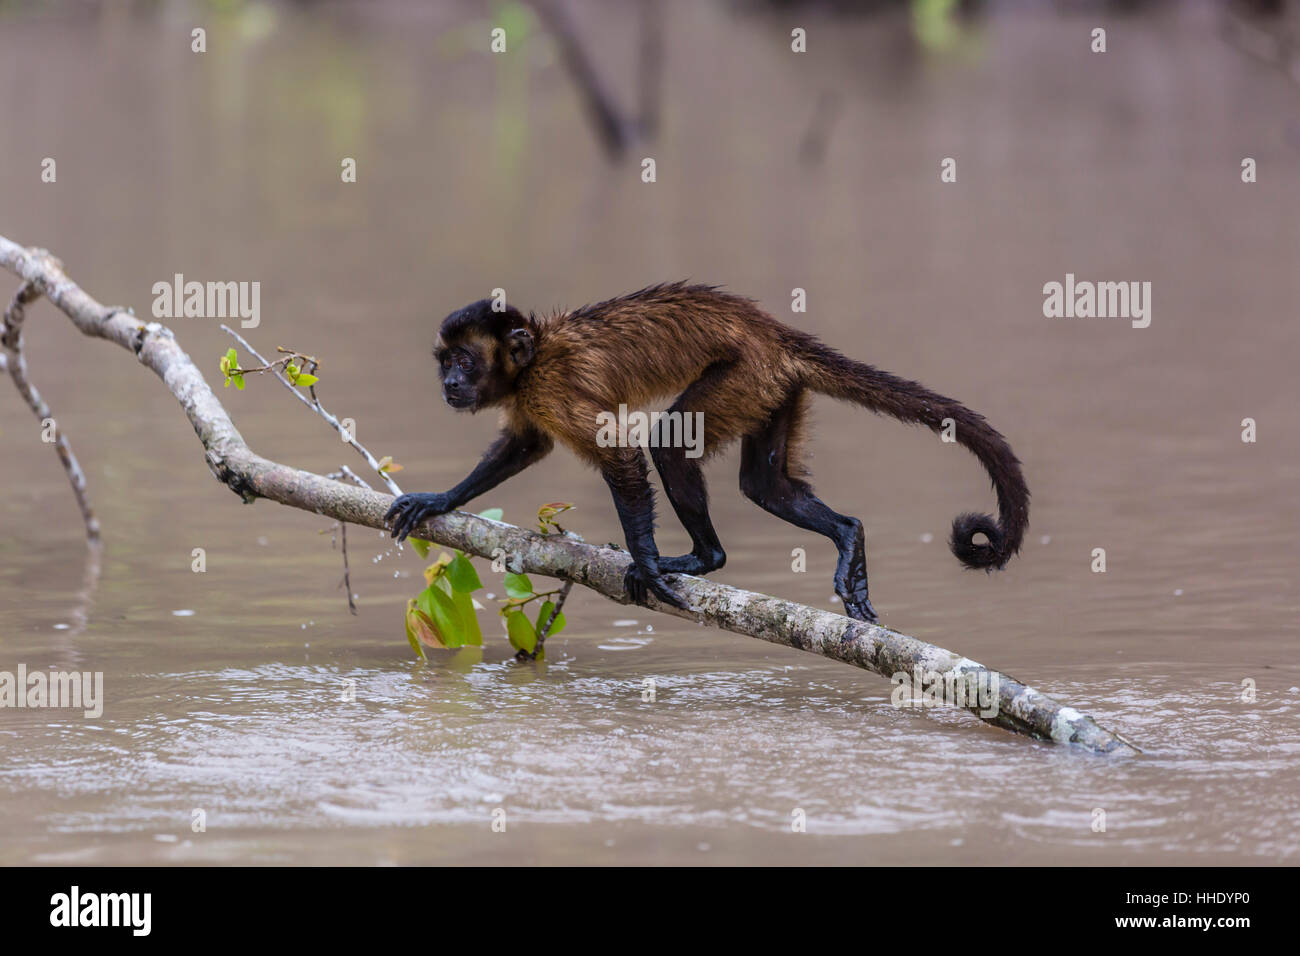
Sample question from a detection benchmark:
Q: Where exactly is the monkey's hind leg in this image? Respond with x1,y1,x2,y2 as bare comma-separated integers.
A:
648,366,733,576
739,392,877,624
651,445,726,575
600,447,689,612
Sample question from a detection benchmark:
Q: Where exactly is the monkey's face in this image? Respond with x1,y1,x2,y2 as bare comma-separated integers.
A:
435,343,486,410
434,301,537,412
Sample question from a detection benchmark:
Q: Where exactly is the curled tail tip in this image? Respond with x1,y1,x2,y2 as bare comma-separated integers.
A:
950,512,1019,571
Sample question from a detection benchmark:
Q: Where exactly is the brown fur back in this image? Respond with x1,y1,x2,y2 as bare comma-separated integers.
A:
510,283,812,463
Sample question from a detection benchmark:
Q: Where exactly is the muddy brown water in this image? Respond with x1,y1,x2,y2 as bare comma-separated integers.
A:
0,2,1297,864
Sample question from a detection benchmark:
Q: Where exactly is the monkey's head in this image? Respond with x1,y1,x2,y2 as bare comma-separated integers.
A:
433,299,536,412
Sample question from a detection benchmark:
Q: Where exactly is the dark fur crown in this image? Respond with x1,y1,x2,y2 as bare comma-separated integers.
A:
440,299,527,343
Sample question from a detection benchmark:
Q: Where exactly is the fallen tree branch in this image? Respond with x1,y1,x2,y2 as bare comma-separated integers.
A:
0,234,1137,755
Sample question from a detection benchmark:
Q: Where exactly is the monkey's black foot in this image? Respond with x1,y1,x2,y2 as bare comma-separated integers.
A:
624,565,690,611
658,548,726,576
841,596,879,624
385,492,453,542
835,540,876,622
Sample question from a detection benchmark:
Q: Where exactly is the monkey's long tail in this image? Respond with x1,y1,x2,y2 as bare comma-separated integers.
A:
799,342,1029,570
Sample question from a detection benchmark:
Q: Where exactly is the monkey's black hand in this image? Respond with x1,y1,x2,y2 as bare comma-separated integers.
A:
386,492,453,542
623,565,689,612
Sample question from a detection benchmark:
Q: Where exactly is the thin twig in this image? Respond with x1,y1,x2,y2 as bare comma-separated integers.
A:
324,464,379,614
337,522,357,615
2,279,100,540
336,464,374,491
515,579,574,662
228,326,399,613
221,324,403,496
538,580,573,644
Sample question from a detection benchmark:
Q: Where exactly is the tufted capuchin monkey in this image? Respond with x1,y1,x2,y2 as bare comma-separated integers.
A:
386,283,1029,623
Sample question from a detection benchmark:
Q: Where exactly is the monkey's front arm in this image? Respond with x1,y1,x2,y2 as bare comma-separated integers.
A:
386,427,553,542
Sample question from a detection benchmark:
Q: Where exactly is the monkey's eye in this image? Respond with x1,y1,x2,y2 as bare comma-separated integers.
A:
456,356,474,373
440,355,452,371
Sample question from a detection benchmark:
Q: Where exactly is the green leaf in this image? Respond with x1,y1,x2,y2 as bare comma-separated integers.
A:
503,572,534,600
477,507,504,522
226,347,238,366
418,582,467,648
232,372,245,391
409,537,431,559
295,373,319,387
505,609,537,654
534,600,567,638
447,552,483,593
451,586,484,646
416,583,440,617
426,582,467,650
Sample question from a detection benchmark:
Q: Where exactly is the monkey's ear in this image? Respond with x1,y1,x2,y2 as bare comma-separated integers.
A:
506,328,535,368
